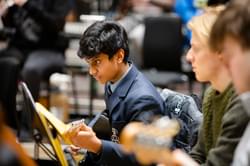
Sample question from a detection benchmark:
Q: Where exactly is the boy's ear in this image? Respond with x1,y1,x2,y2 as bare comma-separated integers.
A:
116,49,125,63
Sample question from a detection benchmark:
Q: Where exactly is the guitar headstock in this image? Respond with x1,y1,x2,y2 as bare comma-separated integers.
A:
120,117,180,165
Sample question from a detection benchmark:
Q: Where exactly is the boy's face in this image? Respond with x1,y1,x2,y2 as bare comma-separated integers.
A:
85,52,125,84
222,37,250,94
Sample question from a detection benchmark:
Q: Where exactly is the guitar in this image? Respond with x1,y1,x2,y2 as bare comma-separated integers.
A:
120,117,198,166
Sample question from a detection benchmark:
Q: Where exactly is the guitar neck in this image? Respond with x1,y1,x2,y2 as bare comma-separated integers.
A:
120,117,179,165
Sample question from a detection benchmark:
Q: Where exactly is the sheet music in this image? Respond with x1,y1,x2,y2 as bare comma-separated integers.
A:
36,103,73,144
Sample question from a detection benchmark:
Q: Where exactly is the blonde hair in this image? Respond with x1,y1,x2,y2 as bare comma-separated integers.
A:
188,6,225,47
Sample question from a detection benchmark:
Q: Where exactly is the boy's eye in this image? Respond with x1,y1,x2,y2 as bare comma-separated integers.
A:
86,58,101,67
94,60,101,65
96,60,101,64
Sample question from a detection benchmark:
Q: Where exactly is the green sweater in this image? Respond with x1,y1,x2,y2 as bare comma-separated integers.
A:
190,83,249,166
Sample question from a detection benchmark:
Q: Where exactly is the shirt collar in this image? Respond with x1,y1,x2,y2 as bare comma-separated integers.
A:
108,63,132,93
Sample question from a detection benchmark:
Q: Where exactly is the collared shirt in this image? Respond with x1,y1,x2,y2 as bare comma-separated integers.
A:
107,63,132,93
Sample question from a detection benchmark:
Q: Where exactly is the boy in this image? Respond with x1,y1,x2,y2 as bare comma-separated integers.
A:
66,20,165,166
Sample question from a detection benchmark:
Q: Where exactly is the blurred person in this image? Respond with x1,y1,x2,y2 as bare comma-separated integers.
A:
174,0,230,49
174,0,202,48
186,6,249,166
0,102,37,166
157,5,249,166
207,0,230,6
65,20,165,166
0,0,71,101
0,52,20,129
209,0,250,165
0,0,23,129
0,0,71,141
153,5,249,166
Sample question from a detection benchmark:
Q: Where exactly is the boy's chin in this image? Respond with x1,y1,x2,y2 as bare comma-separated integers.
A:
97,79,106,84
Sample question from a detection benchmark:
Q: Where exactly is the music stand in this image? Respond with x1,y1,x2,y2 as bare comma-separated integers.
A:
20,82,71,166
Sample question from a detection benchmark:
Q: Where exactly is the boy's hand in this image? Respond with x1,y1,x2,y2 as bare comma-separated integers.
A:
65,122,102,154
68,145,81,155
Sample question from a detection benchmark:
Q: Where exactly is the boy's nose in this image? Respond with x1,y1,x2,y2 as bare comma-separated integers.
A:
89,66,97,76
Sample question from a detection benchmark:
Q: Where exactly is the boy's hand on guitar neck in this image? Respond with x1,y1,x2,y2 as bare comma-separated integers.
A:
65,121,102,154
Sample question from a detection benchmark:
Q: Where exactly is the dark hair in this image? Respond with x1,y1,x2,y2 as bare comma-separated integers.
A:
77,20,129,62
207,0,230,6
209,0,250,51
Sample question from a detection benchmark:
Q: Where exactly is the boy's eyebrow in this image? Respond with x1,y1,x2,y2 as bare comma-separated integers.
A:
85,56,99,63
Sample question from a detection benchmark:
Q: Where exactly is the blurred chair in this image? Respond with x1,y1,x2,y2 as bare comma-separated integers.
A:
141,14,190,92
22,50,66,108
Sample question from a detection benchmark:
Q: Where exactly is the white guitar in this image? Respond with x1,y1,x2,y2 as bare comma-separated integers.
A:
120,117,198,166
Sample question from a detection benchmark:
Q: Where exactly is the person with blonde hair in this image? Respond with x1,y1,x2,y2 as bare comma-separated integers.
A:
157,6,249,166
186,5,249,166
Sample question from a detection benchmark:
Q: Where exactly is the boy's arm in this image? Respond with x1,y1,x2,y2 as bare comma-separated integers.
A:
128,95,163,123
65,123,141,166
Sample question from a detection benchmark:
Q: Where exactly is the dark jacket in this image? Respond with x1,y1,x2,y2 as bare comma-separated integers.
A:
160,88,203,152
2,0,70,53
